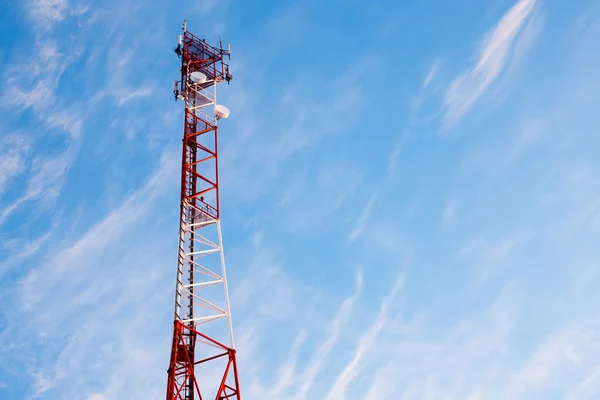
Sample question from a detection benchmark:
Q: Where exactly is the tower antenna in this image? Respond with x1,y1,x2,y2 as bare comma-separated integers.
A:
166,21,240,400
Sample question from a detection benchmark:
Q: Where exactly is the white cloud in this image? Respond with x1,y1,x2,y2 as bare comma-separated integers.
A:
2,41,71,115
230,246,366,400
293,271,364,399
116,86,153,106
0,36,84,225
4,81,54,112
0,135,29,196
457,233,528,286
192,0,222,16
349,195,377,241
20,148,177,310
363,363,399,399
32,371,53,396
0,225,54,276
28,0,69,28
466,389,484,400
220,58,373,202
443,0,538,127
324,276,404,400
89,45,155,108
508,326,600,398
510,117,546,158
387,147,401,177
387,132,411,178
0,143,79,227
423,61,439,87
409,60,446,127
0,149,179,398
390,285,519,399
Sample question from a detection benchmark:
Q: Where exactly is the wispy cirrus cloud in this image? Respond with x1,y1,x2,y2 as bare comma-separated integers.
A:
292,272,364,399
0,135,29,197
324,276,404,400
20,148,177,310
443,0,539,127
90,44,156,107
349,194,377,241
0,33,84,227
238,270,364,399
27,0,69,28
0,138,80,227
0,148,179,398
423,61,439,88
220,56,374,203
26,0,89,29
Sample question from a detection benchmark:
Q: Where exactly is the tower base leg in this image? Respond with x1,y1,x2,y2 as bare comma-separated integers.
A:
166,321,241,400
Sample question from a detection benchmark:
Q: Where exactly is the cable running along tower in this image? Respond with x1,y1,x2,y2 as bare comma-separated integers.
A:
166,21,240,400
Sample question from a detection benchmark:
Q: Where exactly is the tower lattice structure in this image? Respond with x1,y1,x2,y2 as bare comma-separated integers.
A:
166,22,240,400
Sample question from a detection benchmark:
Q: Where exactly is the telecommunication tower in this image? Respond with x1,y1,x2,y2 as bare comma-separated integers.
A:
166,20,240,400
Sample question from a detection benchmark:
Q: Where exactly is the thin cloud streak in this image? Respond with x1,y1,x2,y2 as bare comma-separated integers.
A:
20,148,178,311
0,135,29,196
2,148,179,398
293,271,364,400
324,276,404,400
443,0,538,127
349,195,377,241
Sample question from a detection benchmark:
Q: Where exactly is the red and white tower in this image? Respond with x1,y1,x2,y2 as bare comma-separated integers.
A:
166,21,241,400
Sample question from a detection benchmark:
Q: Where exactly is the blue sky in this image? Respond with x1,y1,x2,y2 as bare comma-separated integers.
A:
1,0,600,398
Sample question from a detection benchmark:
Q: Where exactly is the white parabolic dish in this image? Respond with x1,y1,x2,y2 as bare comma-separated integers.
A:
189,71,207,84
214,104,230,119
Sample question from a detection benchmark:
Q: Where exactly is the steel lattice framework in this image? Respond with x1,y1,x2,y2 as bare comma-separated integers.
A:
166,22,240,400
